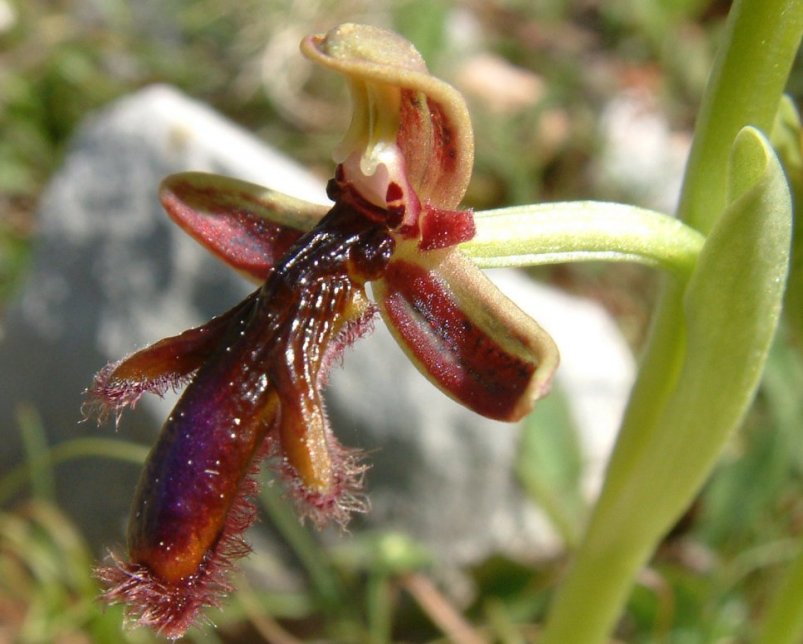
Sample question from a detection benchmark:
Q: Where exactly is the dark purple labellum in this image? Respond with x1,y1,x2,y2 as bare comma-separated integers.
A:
93,200,396,638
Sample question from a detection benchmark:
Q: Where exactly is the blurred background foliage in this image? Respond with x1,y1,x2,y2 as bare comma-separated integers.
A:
0,0,801,641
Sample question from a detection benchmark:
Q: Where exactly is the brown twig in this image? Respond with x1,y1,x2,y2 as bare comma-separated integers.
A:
400,572,487,644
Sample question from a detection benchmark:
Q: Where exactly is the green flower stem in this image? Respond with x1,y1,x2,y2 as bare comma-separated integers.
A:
366,570,393,643
17,404,55,503
259,483,346,615
463,202,704,278
676,0,803,234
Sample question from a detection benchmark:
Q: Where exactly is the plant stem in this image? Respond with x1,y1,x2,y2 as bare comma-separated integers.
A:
17,404,55,502
0,437,149,506
676,0,803,234
400,573,486,644
539,281,694,644
366,571,393,644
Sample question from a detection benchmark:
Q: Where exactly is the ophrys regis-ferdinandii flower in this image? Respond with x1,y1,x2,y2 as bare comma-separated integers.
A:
84,23,559,639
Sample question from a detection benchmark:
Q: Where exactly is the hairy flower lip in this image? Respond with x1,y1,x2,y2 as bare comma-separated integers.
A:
95,439,265,640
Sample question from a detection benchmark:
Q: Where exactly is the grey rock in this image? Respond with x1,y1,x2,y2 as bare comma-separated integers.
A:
595,90,690,213
0,85,633,569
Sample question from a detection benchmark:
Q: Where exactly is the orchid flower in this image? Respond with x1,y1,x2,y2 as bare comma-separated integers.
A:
85,23,558,638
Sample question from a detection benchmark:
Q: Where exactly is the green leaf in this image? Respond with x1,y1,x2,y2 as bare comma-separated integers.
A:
616,125,791,542
756,534,803,644
679,127,791,433
17,405,54,503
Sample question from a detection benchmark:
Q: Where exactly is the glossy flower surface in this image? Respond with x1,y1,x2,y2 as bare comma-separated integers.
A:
86,23,558,639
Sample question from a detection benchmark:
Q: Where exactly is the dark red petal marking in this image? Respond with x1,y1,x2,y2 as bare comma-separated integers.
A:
83,292,258,423
376,254,548,421
398,90,466,210
160,174,315,281
418,204,476,251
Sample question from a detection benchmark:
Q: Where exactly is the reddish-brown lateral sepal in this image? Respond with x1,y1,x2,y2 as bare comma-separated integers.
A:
160,172,326,281
374,249,558,421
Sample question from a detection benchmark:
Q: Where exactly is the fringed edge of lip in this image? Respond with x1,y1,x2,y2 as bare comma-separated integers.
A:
95,442,268,639
81,361,195,427
268,434,370,530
